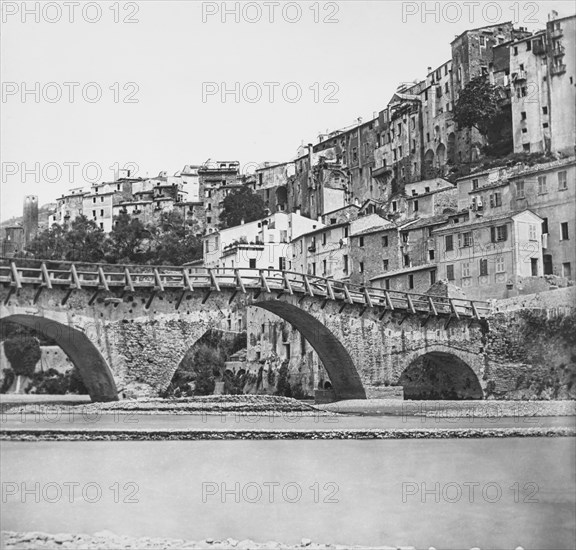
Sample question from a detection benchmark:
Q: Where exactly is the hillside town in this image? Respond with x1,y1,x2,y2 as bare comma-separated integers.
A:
1,14,575,400
2,4,576,550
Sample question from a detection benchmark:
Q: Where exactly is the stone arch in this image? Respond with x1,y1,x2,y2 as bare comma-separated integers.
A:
0,315,118,402
436,143,446,168
399,348,483,400
424,149,435,179
254,300,366,400
276,186,288,211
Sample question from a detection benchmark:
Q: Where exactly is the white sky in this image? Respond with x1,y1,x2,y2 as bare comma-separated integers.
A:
1,0,574,220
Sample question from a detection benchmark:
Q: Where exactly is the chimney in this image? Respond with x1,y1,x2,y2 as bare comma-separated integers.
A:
296,208,301,216
241,218,245,225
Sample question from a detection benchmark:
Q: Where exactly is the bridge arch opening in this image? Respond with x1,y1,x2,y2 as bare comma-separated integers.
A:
399,352,482,400
0,315,118,402
253,300,366,400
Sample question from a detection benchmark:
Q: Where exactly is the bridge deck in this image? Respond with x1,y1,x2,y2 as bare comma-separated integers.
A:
0,258,489,320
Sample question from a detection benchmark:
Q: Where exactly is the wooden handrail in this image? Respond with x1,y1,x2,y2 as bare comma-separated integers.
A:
0,258,489,319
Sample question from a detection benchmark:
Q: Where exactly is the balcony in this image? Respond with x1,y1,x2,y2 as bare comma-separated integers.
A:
550,27,563,39
222,242,264,258
513,70,527,82
552,44,566,56
551,64,566,76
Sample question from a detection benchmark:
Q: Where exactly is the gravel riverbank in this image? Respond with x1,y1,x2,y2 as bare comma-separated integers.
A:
0,532,413,550
2,426,574,441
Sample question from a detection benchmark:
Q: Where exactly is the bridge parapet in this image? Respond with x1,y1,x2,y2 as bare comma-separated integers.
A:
0,257,489,324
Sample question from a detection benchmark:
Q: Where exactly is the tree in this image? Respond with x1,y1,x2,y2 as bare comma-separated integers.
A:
105,212,151,263
219,185,267,229
147,211,202,265
26,216,106,262
3,336,41,393
453,76,501,138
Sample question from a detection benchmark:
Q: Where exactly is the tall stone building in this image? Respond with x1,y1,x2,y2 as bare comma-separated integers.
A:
509,14,575,155
23,195,39,244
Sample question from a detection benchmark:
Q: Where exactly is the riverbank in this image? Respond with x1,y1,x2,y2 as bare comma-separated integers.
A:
0,531,411,550
2,426,574,441
2,395,575,417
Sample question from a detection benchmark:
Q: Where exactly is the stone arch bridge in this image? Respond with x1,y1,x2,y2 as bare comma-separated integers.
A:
0,258,490,402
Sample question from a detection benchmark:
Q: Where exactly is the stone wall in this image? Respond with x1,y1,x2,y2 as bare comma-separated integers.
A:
483,287,576,399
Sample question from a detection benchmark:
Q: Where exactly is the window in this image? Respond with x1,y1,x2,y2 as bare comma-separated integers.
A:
480,36,485,46
491,225,508,242
382,235,388,247
207,203,212,211
322,233,327,245
385,279,390,290
496,256,505,273
359,261,364,273
383,259,389,271
430,270,436,284
516,180,525,198
561,222,569,240
542,106,548,115
521,111,527,120
323,259,327,275
479,258,489,276
403,254,410,267
429,249,435,261
542,217,549,234
330,218,337,225
343,255,348,274
99,223,103,229
344,226,349,238
402,232,408,243
489,193,502,207
392,201,398,212
513,46,518,55
207,217,212,224
408,275,414,290
100,209,104,216
413,200,419,212
528,224,538,241
558,171,567,190
472,178,479,190
446,265,455,280
563,263,572,279
538,176,547,194
359,236,364,247
462,262,470,278
461,232,472,247
100,196,104,202
249,258,256,269
445,235,454,251
92,210,96,217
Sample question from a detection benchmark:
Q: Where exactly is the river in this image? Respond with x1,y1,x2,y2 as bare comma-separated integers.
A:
1,437,575,549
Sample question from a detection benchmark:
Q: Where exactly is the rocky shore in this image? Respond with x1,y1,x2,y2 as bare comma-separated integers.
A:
2,426,574,441
0,532,414,550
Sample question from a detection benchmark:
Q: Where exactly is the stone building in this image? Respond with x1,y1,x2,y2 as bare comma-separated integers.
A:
198,161,243,233
456,157,575,281
509,14,575,155
434,209,543,299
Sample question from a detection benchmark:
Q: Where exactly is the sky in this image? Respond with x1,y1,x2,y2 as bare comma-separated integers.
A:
1,0,575,220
